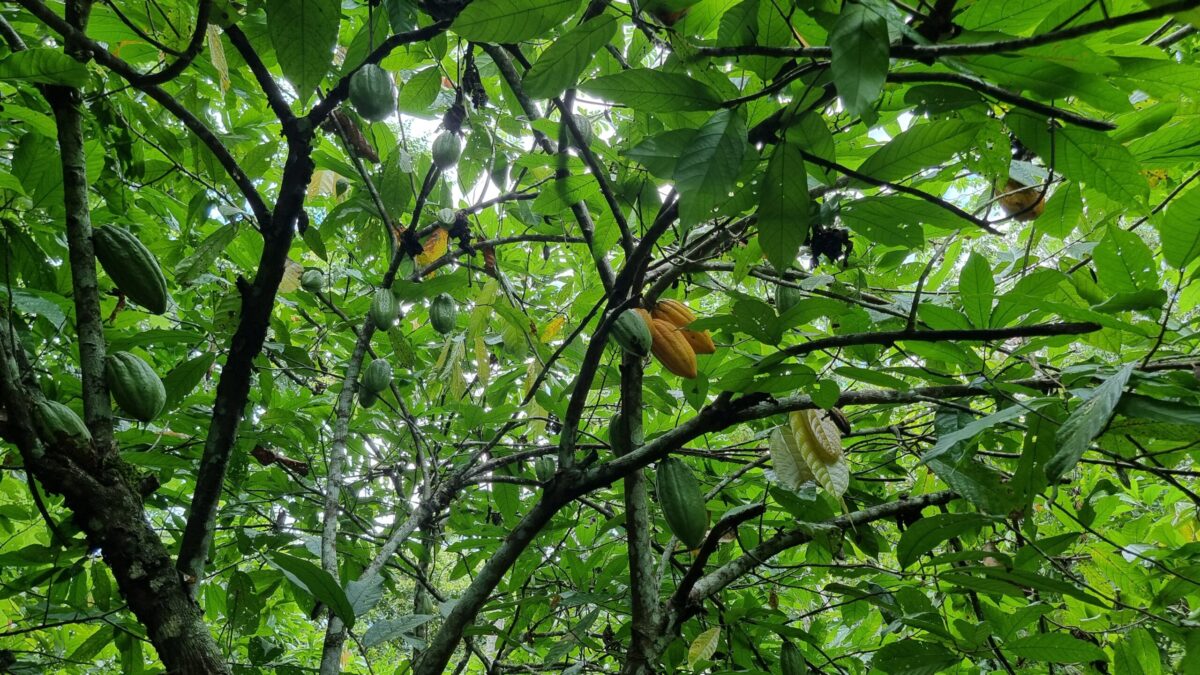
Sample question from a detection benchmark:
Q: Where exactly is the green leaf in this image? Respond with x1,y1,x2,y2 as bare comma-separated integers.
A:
956,0,1055,33
958,252,994,328
346,576,383,616
523,16,617,99
829,2,889,119
362,614,436,649
1005,633,1107,664
1113,628,1163,675
625,129,697,178
174,225,239,286
873,639,963,675
674,110,748,227
758,142,810,271
839,197,925,248
856,121,980,184
0,48,89,87
161,353,216,412
1092,228,1158,294
397,67,442,116
266,552,356,630
451,0,580,43
1155,184,1200,270
266,0,340,103
579,69,721,112
1092,289,1168,314
687,626,721,668
1046,364,1134,483
896,513,990,569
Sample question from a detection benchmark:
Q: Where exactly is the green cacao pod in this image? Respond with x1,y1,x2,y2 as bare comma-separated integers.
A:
655,457,707,549
348,64,396,122
35,400,91,443
93,225,168,314
301,269,324,293
570,114,593,148
609,308,653,357
362,359,392,394
533,456,556,482
430,293,458,334
105,351,166,422
432,132,462,170
781,641,807,675
359,388,378,409
370,288,398,330
775,283,803,315
608,410,643,457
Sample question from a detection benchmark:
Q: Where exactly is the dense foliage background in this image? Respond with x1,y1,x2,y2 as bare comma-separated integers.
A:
3,0,1200,672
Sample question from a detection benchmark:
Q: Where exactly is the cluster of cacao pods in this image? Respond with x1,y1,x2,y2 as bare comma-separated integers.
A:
769,409,851,501
608,299,714,379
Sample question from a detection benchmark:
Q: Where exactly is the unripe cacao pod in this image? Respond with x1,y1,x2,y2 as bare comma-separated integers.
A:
609,308,653,357
608,409,643,457
649,319,697,378
301,269,324,293
432,132,462,170
35,400,91,444
359,388,378,409
104,352,166,422
430,293,458,334
681,329,715,355
348,64,397,122
491,153,510,188
534,456,556,482
655,457,706,549
651,299,695,327
370,288,398,330
781,641,807,675
775,283,803,314
362,359,392,394
92,225,168,314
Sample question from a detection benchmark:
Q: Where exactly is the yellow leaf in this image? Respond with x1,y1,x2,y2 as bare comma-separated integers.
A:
278,258,303,294
206,25,229,92
307,169,339,199
475,336,490,388
540,316,565,343
688,626,720,668
415,228,449,266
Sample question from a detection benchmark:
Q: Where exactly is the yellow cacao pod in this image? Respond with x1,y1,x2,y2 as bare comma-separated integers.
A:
997,178,1044,222
681,329,715,355
651,299,696,327
649,318,697,378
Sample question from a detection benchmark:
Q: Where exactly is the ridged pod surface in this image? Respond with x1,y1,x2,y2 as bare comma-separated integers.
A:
655,458,707,549
362,359,392,394
648,319,697,378
301,269,324,292
609,309,653,357
370,288,398,330
432,132,462,170
35,400,91,444
92,225,168,314
430,293,458,334
608,409,643,456
681,328,715,355
105,352,166,422
651,299,695,327
348,64,396,121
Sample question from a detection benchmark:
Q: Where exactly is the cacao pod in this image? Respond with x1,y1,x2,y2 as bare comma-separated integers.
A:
608,409,643,456
359,388,378,409
997,178,1044,221
775,283,803,315
649,319,697,378
681,329,715,355
362,359,392,394
570,114,593,147
609,309,653,357
92,225,168,314
104,352,166,422
348,64,396,122
651,299,695,327
432,132,462,170
35,400,91,444
370,288,398,330
781,641,807,675
430,293,458,334
534,456,556,482
655,457,707,549
301,269,324,293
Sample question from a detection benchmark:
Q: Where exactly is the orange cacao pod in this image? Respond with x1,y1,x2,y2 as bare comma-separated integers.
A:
649,319,697,378
652,299,695,327
681,329,715,355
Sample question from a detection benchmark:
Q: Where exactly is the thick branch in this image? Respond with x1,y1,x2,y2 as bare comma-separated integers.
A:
778,321,1101,360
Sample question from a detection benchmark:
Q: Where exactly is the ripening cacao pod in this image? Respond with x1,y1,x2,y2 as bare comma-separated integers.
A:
651,299,696,327
648,319,697,378
362,359,392,394
348,64,396,122
430,293,458,334
997,178,1044,221
781,641,807,675
681,329,715,355
570,114,593,147
370,288,398,330
655,457,707,549
35,400,91,444
104,352,166,422
775,283,803,315
92,225,168,314
301,269,324,293
609,309,653,357
432,132,462,170
534,456,556,482
608,409,643,456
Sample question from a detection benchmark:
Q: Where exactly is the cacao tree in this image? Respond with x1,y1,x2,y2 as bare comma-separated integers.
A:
2,0,1200,673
